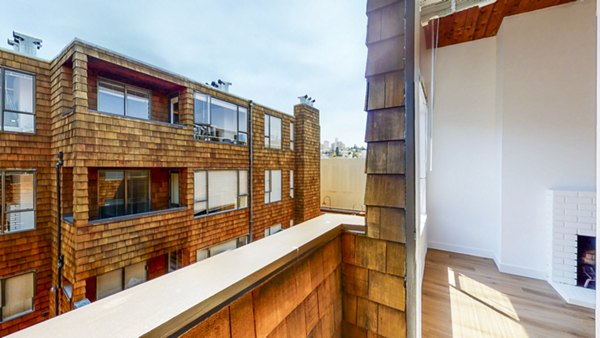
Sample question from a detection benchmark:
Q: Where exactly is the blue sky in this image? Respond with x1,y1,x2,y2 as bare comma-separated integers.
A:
0,0,368,146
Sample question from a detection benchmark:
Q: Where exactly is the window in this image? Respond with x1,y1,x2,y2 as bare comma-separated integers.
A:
97,170,150,219
0,171,35,233
97,262,147,300
1,272,35,321
169,171,180,208
1,69,35,133
193,93,248,145
264,170,281,204
290,122,294,150
194,170,248,216
169,96,180,124
168,250,182,272
264,114,281,149
264,224,283,237
98,80,150,120
196,235,248,262
290,170,294,198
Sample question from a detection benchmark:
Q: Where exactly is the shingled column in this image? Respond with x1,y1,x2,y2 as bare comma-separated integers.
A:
293,103,320,223
361,0,411,336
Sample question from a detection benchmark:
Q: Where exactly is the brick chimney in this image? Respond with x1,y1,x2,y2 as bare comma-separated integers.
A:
293,102,320,223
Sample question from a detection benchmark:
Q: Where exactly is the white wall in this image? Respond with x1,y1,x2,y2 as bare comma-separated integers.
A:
498,0,596,278
426,37,501,259
427,0,596,279
320,158,366,211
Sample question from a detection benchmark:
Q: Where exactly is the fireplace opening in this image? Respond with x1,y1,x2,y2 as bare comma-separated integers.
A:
577,235,596,289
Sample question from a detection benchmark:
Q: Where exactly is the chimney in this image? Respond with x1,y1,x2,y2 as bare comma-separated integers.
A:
7,31,42,57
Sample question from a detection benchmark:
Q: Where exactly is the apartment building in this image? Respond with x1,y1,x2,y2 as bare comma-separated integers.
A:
0,37,321,336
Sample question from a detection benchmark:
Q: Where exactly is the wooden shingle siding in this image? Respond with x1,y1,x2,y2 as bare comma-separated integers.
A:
293,104,321,224
0,39,321,334
346,0,410,336
181,236,344,338
0,50,53,336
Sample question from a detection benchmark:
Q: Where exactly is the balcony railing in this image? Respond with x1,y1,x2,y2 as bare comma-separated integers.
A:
9,214,364,337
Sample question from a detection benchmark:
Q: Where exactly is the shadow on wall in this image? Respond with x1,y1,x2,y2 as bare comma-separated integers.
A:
321,158,366,213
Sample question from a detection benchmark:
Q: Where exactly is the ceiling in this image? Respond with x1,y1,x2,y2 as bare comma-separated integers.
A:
422,0,576,48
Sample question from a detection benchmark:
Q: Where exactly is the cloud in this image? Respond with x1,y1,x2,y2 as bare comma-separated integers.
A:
0,0,368,145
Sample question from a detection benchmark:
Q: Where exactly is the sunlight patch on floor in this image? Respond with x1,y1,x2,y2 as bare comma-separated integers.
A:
448,267,529,338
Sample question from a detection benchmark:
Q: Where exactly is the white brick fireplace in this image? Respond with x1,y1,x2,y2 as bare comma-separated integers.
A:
551,190,596,308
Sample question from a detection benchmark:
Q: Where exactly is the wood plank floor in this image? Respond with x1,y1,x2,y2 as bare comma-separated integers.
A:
422,249,595,338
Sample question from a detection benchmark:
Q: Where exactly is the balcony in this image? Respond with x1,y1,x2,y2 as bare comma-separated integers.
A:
8,214,409,337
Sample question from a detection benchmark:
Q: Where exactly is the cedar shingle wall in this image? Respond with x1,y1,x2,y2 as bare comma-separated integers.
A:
294,104,321,223
348,0,409,336
181,236,343,338
0,40,322,333
251,105,296,241
0,50,53,336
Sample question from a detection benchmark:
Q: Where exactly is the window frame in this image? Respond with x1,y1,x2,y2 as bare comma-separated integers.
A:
290,122,294,150
96,169,152,220
0,170,37,234
290,170,294,199
193,169,248,217
264,169,282,204
195,234,249,262
167,250,183,272
97,78,152,120
193,92,248,145
264,223,283,237
264,114,282,150
1,68,36,134
96,262,148,300
0,270,36,322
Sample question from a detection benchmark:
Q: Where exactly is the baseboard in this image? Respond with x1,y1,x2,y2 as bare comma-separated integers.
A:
428,241,548,280
494,261,547,280
427,241,496,259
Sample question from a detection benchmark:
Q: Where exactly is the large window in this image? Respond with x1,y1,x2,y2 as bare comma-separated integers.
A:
1,272,35,321
0,171,35,233
196,235,248,262
194,170,248,216
97,170,150,219
0,69,35,133
97,80,150,120
193,93,248,145
96,262,147,300
264,114,281,149
264,170,281,204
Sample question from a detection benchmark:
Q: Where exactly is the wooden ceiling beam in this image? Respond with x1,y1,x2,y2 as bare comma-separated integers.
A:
422,0,575,48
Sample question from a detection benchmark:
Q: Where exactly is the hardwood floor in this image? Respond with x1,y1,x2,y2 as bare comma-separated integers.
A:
422,249,595,338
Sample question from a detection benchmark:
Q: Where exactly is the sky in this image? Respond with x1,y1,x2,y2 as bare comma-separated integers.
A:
0,0,368,146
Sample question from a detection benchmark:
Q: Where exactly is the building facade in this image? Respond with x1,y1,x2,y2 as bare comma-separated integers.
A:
0,39,320,335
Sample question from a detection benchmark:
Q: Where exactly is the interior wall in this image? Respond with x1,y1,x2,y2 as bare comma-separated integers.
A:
498,0,596,278
427,0,596,279
426,37,501,259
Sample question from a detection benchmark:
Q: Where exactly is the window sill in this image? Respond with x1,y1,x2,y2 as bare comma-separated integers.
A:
88,110,189,128
0,227,36,235
194,206,248,219
86,206,187,225
192,138,248,148
1,309,33,323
